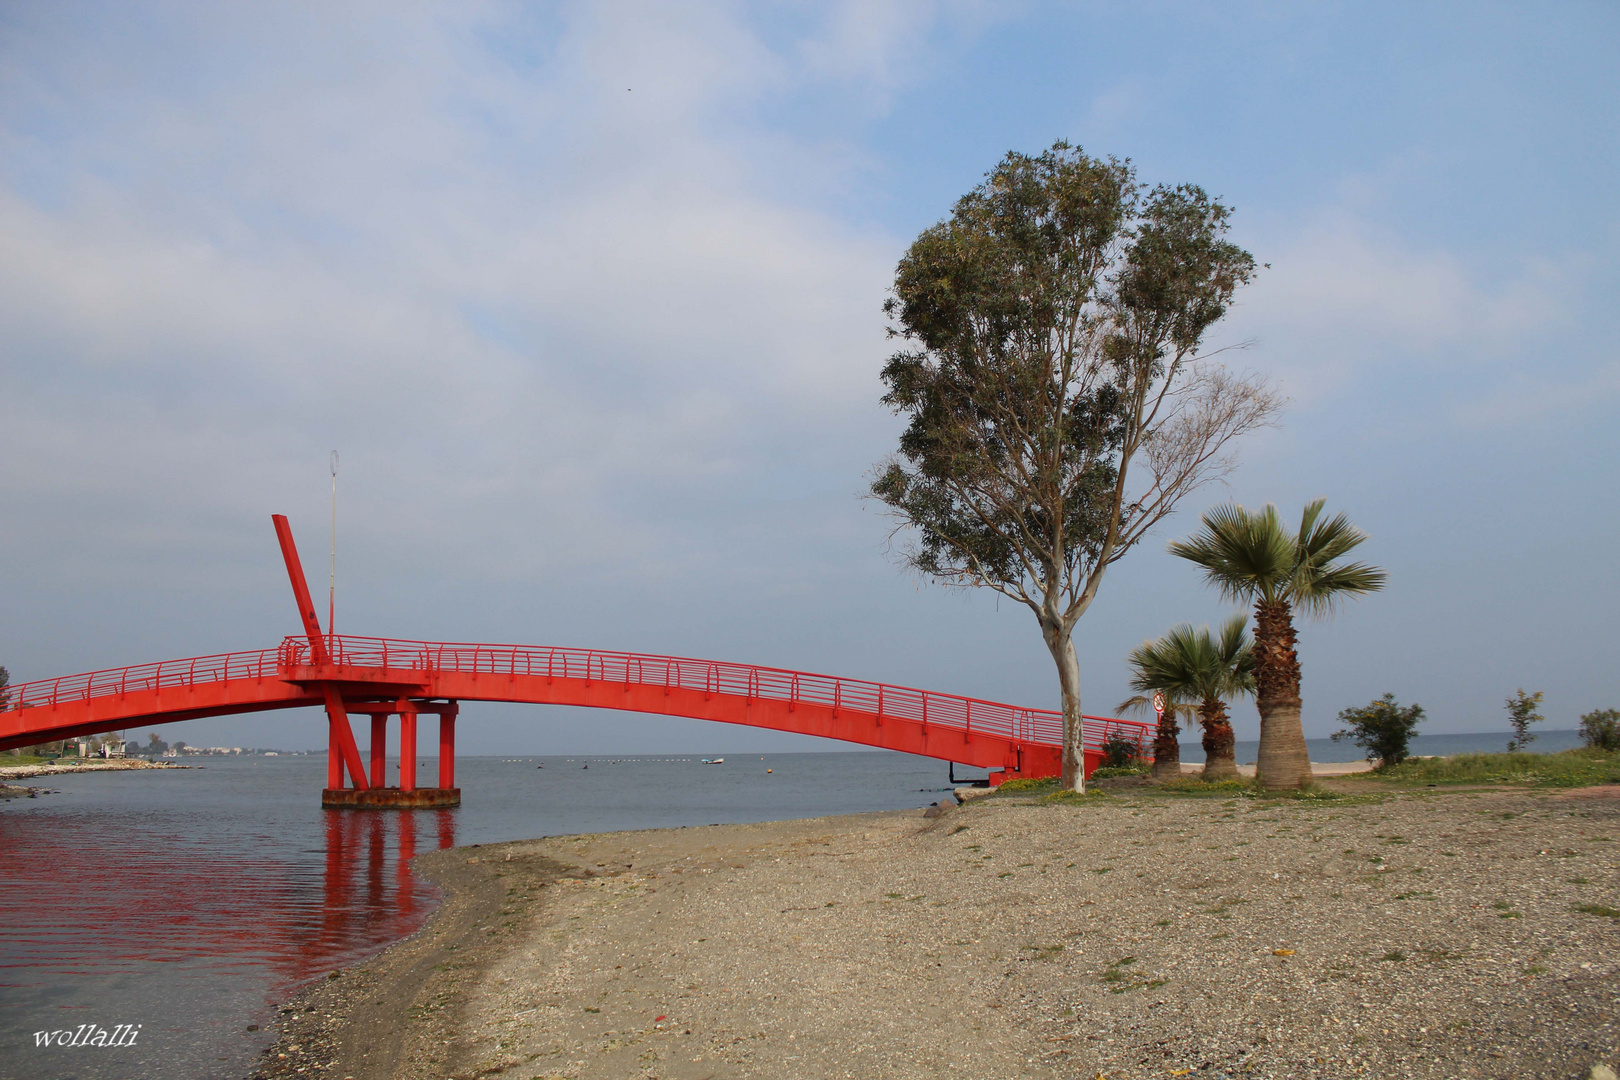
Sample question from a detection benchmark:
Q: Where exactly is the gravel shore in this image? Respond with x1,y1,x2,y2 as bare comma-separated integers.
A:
260,780,1620,1080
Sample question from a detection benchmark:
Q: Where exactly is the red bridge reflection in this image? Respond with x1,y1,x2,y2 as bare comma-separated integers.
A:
0,805,458,1011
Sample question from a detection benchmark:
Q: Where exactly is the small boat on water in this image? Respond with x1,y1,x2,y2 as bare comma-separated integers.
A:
701,757,724,765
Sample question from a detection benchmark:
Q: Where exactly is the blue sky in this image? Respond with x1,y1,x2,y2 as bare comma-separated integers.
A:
2,2,1615,754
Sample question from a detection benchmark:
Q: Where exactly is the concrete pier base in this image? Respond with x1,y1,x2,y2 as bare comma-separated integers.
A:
321,787,461,809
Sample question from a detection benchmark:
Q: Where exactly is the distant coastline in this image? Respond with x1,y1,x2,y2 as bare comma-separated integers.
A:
0,758,189,781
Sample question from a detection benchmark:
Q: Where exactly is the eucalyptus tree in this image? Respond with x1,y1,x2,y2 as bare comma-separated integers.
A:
872,142,1279,790
1123,616,1254,781
1169,499,1386,789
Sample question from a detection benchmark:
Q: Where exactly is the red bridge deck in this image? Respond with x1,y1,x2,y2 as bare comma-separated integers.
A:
0,634,1152,783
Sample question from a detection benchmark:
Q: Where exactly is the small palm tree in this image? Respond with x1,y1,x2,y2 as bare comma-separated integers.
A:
1169,498,1386,790
1117,691,1198,780
1123,616,1255,781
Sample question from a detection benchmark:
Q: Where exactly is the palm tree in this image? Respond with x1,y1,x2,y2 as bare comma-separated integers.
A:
1123,617,1255,781
1117,691,1197,780
1169,499,1386,790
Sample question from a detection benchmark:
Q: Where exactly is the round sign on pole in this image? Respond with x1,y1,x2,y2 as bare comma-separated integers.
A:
1152,691,1166,715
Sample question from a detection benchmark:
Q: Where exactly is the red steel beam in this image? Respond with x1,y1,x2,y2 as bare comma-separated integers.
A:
272,515,369,790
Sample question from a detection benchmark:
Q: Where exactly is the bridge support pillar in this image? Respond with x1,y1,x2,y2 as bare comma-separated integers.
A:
327,727,343,789
438,705,457,790
370,715,387,788
322,699,459,809
398,701,417,793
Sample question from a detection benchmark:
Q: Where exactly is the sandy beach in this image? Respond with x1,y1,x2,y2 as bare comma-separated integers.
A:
256,776,1619,1080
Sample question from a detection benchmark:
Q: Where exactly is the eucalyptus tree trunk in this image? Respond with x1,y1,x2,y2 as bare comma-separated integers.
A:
1253,598,1312,789
1044,620,1087,792
1199,698,1239,781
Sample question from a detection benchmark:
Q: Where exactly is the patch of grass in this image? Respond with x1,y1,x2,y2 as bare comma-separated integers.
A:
1097,956,1163,994
1090,763,1152,779
1022,944,1065,960
1572,903,1620,920
1041,788,1112,805
1154,919,1171,927
1357,748,1620,788
948,824,969,835
994,777,1059,794
1157,777,1255,796
1380,950,1406,962
1568,877,1592,885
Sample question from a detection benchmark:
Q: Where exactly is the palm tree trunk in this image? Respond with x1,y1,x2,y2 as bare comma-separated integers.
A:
1151,712,1181,781
1045,621,1086,793
1253,598,1311,789
1200,699,1238,780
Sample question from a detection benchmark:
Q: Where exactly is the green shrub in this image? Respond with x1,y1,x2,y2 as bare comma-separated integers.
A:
1331,693,1424,768
1505,689,1545,752
1099,733,1144,769
1579,708,1620,751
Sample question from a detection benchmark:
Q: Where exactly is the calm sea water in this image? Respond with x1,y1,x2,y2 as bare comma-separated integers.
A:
0,751,965,1080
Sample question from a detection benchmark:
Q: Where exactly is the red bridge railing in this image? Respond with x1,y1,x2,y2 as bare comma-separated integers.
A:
1,647,284,713
282,635,1154,755
4,635,1157,756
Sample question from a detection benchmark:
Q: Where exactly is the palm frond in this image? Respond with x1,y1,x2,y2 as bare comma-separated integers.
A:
1124,618,1253,705
1293,560,1389,618
1116,692,1197,720
1168,502,1294,605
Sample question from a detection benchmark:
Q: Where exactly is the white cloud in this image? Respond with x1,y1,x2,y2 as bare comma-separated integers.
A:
0,1,924,607
1225,206,1579,412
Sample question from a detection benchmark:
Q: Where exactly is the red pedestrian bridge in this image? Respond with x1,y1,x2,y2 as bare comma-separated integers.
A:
0,516,1152,805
